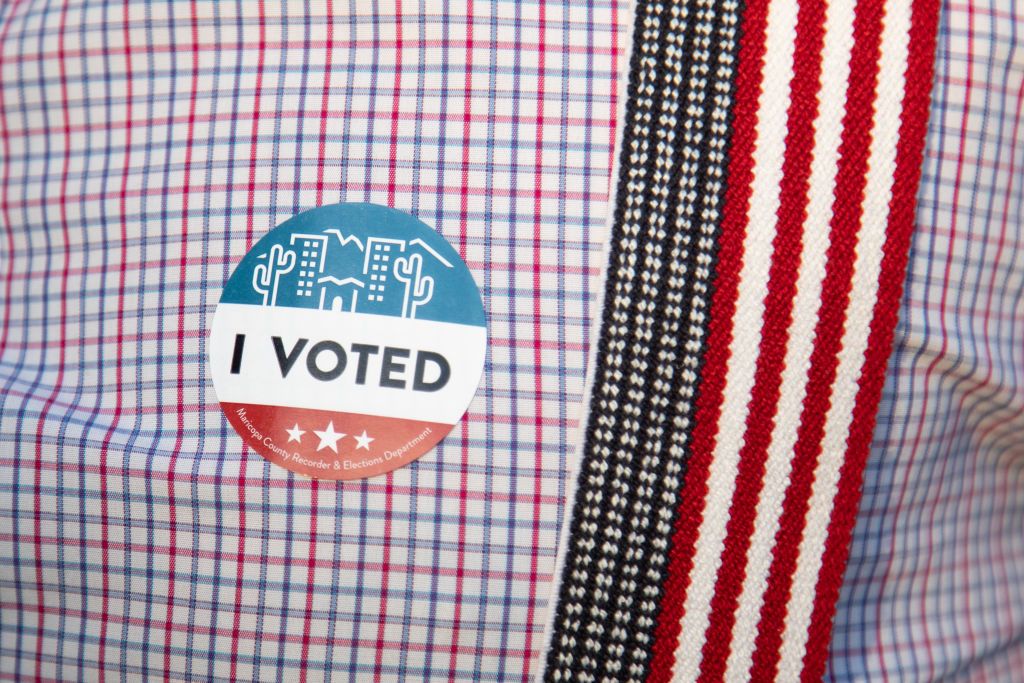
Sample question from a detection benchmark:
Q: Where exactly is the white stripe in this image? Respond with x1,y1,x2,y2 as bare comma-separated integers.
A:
669,0,799,679
722,0,857,679
776,1,912,677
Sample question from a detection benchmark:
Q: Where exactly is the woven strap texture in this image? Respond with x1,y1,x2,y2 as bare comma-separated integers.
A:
542,0,940,679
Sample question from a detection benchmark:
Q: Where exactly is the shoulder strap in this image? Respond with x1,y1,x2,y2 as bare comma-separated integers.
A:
542,0,940,679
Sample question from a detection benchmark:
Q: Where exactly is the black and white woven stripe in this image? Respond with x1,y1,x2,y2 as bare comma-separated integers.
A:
544,0,742,680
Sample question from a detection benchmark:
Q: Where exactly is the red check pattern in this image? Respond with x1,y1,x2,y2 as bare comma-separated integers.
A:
0,1,624,679
2,0,1023,681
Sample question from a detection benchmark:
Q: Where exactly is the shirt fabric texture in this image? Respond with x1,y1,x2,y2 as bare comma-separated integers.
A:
0,0,1020,681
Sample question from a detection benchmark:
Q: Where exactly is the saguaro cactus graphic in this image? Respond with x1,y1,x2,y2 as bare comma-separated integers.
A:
252,243,296,306
394,253,434,318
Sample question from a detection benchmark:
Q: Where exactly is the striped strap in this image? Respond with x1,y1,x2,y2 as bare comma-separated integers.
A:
542,0,939,680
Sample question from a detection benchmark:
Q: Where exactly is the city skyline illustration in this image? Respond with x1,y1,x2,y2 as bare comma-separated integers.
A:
250,226,455,320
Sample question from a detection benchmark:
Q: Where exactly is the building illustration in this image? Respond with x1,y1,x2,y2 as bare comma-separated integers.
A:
317,276,364,312
292,234,330,301
249,225,453,319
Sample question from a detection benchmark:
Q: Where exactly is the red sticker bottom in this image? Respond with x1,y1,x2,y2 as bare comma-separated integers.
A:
222,402,449,480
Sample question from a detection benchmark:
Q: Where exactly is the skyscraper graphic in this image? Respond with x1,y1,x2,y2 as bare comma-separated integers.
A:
249,227,453,319
364,238,404,304
290,233,329,299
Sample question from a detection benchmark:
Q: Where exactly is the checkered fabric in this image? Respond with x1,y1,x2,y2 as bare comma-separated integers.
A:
2,0,1022,682
827,0,1024,679
0,1,625,680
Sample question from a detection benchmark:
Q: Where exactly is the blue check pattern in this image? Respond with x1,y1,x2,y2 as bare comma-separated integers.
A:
0,1,624,679
1,0,1022,681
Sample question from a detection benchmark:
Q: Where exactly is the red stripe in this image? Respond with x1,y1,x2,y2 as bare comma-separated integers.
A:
0,451,567,504
0,0,22,364
609,0,621,176
314,1,334,208
522,2,547,679
646,0,773,679
229,1,267,677
94,3,137,678
162,3,201,679
297,403,321,671
30,2,75,678
372,462,397,678
385,0,404,209
0,601,542,658
0,383,585,425
0,527,554,581
695,0,828,678
374,2,405,677
2,255,602,283
243,2,268,252
2,38,616,67
747,0,887,678
800,1,940,680
0,15,25,668
12,111,615,141
299,6,334,673
446,3,477,679
2,181,600,209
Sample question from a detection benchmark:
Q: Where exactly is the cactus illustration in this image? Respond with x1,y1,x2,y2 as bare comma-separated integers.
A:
394,253,435,318
251,243,296,306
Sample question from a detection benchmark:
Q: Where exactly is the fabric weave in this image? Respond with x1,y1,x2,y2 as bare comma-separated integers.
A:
827,0,1024,679
541,0,942,679
1,0,1022,681
0,2,624,679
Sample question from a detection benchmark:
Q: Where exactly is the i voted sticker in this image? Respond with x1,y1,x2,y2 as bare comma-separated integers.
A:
209,203,486,479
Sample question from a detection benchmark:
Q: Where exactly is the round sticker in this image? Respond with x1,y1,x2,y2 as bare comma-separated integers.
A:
209,203,487,479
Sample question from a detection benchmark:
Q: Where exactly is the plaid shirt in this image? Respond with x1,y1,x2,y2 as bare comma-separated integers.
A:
0,0,1020,681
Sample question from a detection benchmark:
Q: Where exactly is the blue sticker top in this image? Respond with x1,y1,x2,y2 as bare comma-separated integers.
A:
220,203,485,328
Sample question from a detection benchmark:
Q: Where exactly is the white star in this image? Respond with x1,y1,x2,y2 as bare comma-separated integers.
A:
313,421,345,453
285,423,305,443
353,430,375,451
